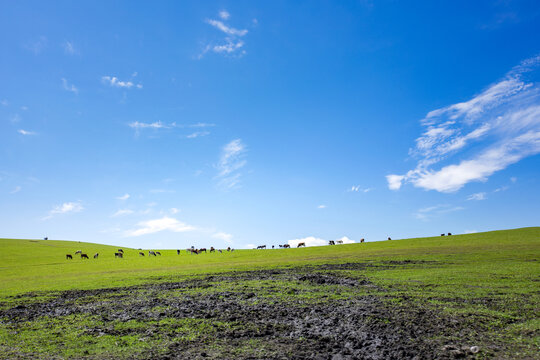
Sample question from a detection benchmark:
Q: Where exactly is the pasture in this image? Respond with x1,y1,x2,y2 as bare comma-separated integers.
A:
0,227,538,359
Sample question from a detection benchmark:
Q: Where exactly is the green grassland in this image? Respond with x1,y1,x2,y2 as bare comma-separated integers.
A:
0,227,539,358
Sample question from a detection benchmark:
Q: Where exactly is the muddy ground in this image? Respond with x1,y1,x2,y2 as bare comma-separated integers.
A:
0,262,499,359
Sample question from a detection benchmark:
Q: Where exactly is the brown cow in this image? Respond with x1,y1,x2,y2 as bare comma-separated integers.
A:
297,242,306,248
283,244,291,248
360,238,365,243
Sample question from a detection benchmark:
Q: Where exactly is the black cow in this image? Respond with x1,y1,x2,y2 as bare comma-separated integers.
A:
448,232,452,236
177,249,181,255
81,253,89,259
118,249,124,253
257,245,266,249
149,251,156,256
156,251,161,256
93,253,99,259
329,240,335,245
115,252,123,258
388,237,392,240
139,252,145,256
360,238,365,243
66,254,72,260
297,242,306,248
75,250,82,255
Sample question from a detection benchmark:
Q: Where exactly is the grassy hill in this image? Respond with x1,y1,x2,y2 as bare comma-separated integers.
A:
0,227,538,358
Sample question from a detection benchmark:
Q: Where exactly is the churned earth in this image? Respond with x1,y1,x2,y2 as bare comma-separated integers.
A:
0,262,505,359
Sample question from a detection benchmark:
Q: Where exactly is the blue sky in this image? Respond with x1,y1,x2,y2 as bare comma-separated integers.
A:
1,1,539,249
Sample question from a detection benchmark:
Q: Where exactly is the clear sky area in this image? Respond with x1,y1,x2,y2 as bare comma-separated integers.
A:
1,1,539,249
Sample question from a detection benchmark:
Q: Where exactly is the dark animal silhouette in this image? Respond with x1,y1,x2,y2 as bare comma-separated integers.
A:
360,238,365,243
388,237,392,240
115,252,123,258
272,245,275,249
93,253,99,259
139,252,145,256
227,247,231,252
177,249,181,255
448,232,452,236
118,249,124,253
210,247,215,253
75,250,82,255
283,244,291,248
441,233,445,236
329,240,335,245
337,240,343,244
149,251,156,256
66,254,72,260
257,245,266,249
187,248,198,255
199,248,207,253
81,253,89,259
44,237,48,240
218,249,222,253
156,251,161,256
297,242,306,248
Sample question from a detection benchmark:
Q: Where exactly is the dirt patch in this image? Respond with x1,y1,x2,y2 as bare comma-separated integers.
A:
0,265,488,359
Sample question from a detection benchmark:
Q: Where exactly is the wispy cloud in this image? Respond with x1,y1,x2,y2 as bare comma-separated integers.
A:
111,209,134,217
216,139,247,189
467,192,487,201
200,11,249,58
170,207,179,214
414,204,464,221
317,205,327,209
43,201,83,220
10,186,21,194
129,121,168,130
102,76,142,89
349,185,373,193
116,193,130,200
62,41,77,55
212,232,233,243
186,131,210,139
62,78,78,94
18,129,36,135
388,55,540,193
24,36,47,54
125,216,195,237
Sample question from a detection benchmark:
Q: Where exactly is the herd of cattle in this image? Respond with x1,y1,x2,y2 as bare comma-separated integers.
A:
65,246,236,260
65,233,453,259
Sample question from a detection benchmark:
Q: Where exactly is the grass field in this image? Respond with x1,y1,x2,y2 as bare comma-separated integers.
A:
0,227,538,358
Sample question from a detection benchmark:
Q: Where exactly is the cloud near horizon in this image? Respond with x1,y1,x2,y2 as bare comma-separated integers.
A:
387,55,540,192
287,236,355,248
125,216,195,237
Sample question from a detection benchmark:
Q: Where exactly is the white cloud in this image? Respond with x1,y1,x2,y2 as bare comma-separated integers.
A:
317,205,327,209
10,186,21,194
43,201,83,220
62,78,78,94
62,41,77,55
102,76,142,89
186,131,210,138
18,129,36,136
116,193,130,200
349,185,373,193
511,176,518,183
467,192,487,201
216,139,247,189
336,236,356,244
288,236,327,248
111,209,134,217
212,232,233,243
129,121,168,130
414,204,464,221
388,55,540,193
125,216,195,237
170,208,179,214
200,13,249,58
219,10,230,20
464,229,478,234
494,186,509,192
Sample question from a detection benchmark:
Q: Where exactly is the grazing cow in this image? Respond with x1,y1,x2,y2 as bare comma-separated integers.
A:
199,248,207,253
257,245,266,249
448,232,452,236
81,253,89,259
297,242,306,248
118,249,124,253
139,252,145,256
337,240,344,245
388,237,392,240
177,249,181,255
66,254,72,260
329,240,335,245
441,233,445,236
156,251,161,256
149,251,156,256
272,245,275,249
210,247,215,253
227,247,231,252
360,238,365,243
93,253,99,259
279,245,283,248
75,250,82,255
44,237,48,240
283,244,291,248
218,249,222,253
115,252,123,258
231,248,235,252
